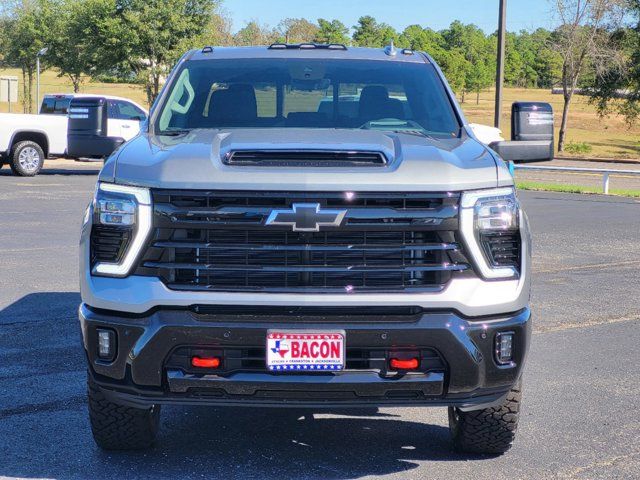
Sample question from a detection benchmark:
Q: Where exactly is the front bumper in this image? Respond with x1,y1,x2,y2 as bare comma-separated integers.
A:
80,304,531,411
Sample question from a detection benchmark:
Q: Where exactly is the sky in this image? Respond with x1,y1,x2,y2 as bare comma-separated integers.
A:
222,0,556,34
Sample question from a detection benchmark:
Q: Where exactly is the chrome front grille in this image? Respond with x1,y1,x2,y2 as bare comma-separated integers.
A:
136,190,471,292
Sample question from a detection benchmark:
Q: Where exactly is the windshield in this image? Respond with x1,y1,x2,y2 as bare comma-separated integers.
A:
156,58,460,137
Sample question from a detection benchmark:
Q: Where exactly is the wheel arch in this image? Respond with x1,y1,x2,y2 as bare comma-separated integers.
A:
10,130,50,158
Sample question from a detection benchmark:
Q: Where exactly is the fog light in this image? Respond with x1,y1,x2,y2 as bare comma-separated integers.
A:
97,329,115,360
495,332,514,365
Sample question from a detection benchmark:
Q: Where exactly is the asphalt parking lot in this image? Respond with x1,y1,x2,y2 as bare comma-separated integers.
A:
1,161,639,480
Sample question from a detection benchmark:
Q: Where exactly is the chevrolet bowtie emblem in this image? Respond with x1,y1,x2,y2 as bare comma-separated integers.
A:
265,203,347,232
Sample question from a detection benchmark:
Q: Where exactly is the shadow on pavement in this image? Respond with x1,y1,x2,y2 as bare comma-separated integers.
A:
0,293,490,480
0,291,81,325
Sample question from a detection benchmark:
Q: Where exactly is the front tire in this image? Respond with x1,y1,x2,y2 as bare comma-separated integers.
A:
88,376,160,450
10,140,45,176
448,383,522,455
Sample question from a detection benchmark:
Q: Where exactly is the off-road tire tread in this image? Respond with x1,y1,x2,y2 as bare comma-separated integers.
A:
88,378,159,450
449,384,521,455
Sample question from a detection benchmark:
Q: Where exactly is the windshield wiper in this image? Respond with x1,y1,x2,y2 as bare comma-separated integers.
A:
389,129,432,139
158,129,190,136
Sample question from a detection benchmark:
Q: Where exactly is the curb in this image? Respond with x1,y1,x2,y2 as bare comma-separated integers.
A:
555,156,640,165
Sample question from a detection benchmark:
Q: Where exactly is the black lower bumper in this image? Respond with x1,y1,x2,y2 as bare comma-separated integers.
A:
67,134,124,159
80,305,531,411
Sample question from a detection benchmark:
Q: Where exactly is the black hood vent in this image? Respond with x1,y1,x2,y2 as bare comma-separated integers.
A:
223,150,388,167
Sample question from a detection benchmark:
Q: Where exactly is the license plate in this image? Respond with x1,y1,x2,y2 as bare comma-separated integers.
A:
267,330,345,372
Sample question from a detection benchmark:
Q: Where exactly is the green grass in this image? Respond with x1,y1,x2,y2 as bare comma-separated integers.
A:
516,181,640,198
564,141,593,155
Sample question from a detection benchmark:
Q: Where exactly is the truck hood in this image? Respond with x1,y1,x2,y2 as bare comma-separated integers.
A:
106,128,501,191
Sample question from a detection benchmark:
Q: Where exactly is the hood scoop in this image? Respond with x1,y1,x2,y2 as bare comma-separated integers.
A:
223,149,388,167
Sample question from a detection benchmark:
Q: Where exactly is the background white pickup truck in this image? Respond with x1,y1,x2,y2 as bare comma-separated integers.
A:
0,94,147,176
468,123,505,145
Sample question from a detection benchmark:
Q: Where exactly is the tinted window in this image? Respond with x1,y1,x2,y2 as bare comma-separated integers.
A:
116,101,145,120
108,100,145,120
40,97,71,115
156,59,460,137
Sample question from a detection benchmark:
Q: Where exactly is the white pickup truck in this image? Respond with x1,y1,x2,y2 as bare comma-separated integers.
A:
0,93,147,176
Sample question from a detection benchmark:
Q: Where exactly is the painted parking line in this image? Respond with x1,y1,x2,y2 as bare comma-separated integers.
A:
534,259,640,274
533,313,640,334
0,245,76,253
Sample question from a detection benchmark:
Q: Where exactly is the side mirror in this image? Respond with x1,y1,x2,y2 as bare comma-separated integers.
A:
490,102,554,162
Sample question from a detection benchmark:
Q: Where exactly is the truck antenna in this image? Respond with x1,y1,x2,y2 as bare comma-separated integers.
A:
384,40,397,57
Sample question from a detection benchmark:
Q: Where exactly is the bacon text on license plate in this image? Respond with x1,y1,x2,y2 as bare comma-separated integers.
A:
267,331,345,372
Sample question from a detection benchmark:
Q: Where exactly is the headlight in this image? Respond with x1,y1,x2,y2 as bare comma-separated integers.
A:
460,187,521,279
91,182,152,277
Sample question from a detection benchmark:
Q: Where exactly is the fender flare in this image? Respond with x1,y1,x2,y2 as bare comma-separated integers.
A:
8,129,51,157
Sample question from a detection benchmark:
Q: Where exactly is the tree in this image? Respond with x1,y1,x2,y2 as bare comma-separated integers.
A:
277,18,318,44
4,0,57,113
352,16,379,47
553,0,626,152
0,4,11,61
529,28,563,88
314,18,350,45
67,0,129,82
234,20,278,46
504,35,525,86
398,25,443,52
591,0,640,125
205,10,234,46
398,22,562,93
0,17,9,65
378,24,399,46
442,21,492,102
397,24,470,95
438,48,470,95
352,16,397,47
47,0,113,93
111,0,221,105
466,59,493,104
175,7,233,52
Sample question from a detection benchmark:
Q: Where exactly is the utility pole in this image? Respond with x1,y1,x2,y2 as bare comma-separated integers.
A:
36,47,48,114
494,0,507,129
36,56,40,114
